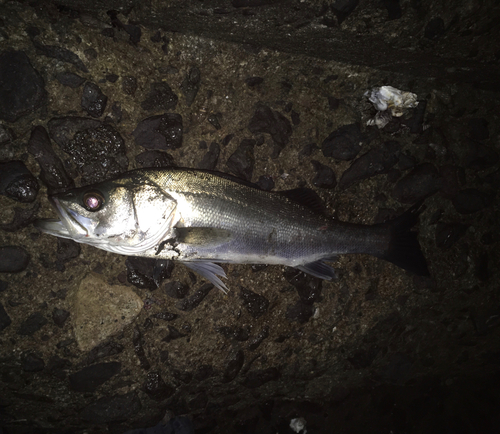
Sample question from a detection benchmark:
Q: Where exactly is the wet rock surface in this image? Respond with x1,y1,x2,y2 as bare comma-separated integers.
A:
1,2,499,433
0,160,39,203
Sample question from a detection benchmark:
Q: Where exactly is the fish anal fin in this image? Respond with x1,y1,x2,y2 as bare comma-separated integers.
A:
182,261,228,293
296,260,337,280
280,188,327,215
176,227,232,247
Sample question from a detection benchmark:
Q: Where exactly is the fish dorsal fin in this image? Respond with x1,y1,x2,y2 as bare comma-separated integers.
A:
280,188,327,215
175,227,233,247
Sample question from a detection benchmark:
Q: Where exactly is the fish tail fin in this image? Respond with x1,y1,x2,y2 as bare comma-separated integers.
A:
375,201,429,276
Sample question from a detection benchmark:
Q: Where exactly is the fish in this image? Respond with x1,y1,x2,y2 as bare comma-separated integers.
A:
34,168,429,291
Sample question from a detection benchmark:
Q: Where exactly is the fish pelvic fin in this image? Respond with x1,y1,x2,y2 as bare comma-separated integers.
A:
376,201,429,276
183,261,228,293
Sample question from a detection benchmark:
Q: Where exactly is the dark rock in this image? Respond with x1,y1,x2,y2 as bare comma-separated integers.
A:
328,96,341,111
80,392,141,423
226,138,255,181
291,110,300,126
285,301,314,324
122,76,138,96
151,311,178,321
141,82,178,111
126,257,158,290
55,72,85,88
0,280,7,292
379,352,413,384
222,349,244,383
0,303,12,331
198,142,220,170
28,126,75,193
188,392,208,411
135,150,176,168
217,325,250,342
207,113,222,130
435,222,469,249
438,164,461,198
0,161,39,203
163,280,189,299
452,189,494,214
239,287,269,319
311,160,337,189
69,362,121,392
243,367,280,388
475,252,490,282
133,326,151,371
284,269,323,305
52,308,70,328
465,141,498,170
424,17,445,40
46,356,71,380
322,124,363,160
348,346,380,369
47,116,101,148
22,352,45,372
468,118,489,141
162,325,187,343
0,202,40,232
248,325,269,351
256,175,274,191
56,238,81,265
299,143,318,157
382,0,402,20
81,82,108,118
33,40,88,72
0,51,46,122
193,364,214,382
176,283,213,311
245,76,263,87
105,74,119,83
181,66,201,107
392,163,442,203
405,100,427,134
0,246,30,273
338,141,400,189
331,0,359,24
143,370,175,400
133,113,183,150
248,105,292,155
85,341,124,365
58,123,128,184
17,311,47,336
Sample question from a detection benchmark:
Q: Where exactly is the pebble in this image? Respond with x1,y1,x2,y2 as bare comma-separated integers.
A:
122,76,137,95
338,141,399,189
248,104,292,155
27,126,75,192
0,51,46,122
247,325,269,351
85,341,124,365
181,66,201,107
33,40,88,72
80,392,141,423
256,175,275,191
69,362,121,392
226,138,255,181
162,325,187,342
55,72,85,88
151,311,178,321
245,76,263,87
0,161,39,203
452,188,494,214
47,116,100,148
52,308,70,328
163,280,189,299
222,349,244,383
22,352,45,372
0,202,40,232
0,303,12,331
284,269,323,305
135,150,176,168
285,301,314,324
133,114,183,150
239,287,269,319
198,141,220,170
242,367,280,389
424,17,445,40
81,82,108,118
143,370,175,400
56,238,81,268
331,0,359,24
17,311,48,336
0,246,30,273
176,283,214,311
392,163,442,203
133,326,151,370
141,82,178,111
322,123,363,160
311,160,337,189
216,325,250,341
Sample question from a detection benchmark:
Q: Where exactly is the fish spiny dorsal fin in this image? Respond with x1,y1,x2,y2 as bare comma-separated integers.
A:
280,188,327,215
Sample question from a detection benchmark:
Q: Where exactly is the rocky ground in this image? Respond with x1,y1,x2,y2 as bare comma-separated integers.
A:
0,1,499,433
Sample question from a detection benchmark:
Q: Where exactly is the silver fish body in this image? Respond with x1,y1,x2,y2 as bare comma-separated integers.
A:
35,168,429,291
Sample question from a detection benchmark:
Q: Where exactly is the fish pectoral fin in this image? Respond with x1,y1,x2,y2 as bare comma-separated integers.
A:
175,227,233,247
296,260,337,280
183,261,229,293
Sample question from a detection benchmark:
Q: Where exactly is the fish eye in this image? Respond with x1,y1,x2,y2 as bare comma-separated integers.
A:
83,191,105,212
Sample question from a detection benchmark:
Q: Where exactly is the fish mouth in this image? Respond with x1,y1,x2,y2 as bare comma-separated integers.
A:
34,197,94,240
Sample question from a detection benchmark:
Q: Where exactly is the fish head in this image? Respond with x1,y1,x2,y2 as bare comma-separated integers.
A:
35,177,178,254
